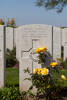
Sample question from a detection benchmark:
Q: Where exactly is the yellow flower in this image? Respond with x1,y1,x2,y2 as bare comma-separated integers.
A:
50,62,58,67
37,68,42,75
41,68,49,75
36,46,48,53
36,48,40,53
34,68,38,74
34,68,42,74
42,46,48,51
61,75,66,80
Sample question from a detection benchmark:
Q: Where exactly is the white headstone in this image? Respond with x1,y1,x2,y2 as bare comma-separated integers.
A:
18,24,52,91
0,26,6,88
15,27,21,60
53,27,61,60
6,27,14,50
62,28,67,60
13,28,17,47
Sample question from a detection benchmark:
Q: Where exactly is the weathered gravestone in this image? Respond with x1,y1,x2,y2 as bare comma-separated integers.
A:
53,27,61,60
14,28,17,47
62,28,67,60
18,24,53,91
15,27,21,60
6,27,14,50
0,26,6,88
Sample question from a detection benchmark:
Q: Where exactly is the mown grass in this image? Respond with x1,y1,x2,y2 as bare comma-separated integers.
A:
6,68,19,87
53,69,67,87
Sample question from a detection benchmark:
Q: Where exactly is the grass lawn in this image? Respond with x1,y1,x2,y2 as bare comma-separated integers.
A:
53,69,67,87
6,68,19,87
6,67,67,87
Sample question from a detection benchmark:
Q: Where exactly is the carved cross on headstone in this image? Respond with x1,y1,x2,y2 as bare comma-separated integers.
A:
21,39,41,72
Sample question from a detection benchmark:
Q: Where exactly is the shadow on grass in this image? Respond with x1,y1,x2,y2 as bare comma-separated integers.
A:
6,84,19,88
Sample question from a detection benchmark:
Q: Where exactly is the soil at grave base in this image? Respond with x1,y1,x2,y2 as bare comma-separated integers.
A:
20,87,67,100
21,95,46,100
60,87,67,100
22,96,67,100
21,95,67,100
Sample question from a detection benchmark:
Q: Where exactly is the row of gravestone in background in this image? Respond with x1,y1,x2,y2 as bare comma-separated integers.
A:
2,24,67,60
0,25,67,91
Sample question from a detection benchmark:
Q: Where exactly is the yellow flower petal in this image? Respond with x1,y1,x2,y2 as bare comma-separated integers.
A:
35,46,48,53
61,75,66,80
34,68,42,74
50,62,58,67
42,46,48,50
37,68,42,75
36,48,40,53
34,68,38,74
41,68,49,75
